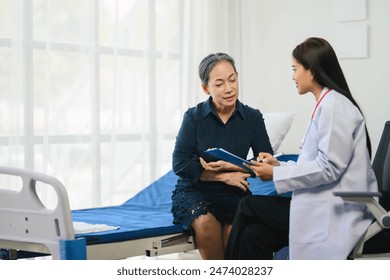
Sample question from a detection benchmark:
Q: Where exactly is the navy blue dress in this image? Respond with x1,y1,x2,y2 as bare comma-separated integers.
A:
171,97,273,228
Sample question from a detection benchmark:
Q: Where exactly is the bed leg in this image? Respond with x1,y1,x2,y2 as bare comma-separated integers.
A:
8,249,17,259
146,233,196,257
0,249,18,260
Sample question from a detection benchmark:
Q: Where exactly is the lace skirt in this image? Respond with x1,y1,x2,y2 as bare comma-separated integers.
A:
171,182,251,228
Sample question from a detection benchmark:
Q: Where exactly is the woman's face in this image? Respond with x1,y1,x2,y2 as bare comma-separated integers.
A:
203,60,238,110
292,58,313,95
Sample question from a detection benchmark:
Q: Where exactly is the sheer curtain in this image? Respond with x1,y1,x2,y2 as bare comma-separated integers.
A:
181,0,243,108
0,0,242,209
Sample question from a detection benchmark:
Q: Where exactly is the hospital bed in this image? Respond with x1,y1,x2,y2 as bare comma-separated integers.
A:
0,154,297,260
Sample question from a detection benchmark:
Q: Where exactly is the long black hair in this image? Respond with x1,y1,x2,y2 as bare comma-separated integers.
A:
292,37,372,157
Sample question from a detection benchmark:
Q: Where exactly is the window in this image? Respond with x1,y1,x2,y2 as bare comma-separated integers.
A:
0,0,184,208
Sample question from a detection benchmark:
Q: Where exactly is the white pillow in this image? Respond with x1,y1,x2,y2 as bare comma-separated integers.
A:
263,112,295,152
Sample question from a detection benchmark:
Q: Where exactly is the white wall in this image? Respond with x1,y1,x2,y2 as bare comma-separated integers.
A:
239,0,390,155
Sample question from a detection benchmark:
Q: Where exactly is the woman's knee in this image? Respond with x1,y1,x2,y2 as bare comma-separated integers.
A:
192,213,221,237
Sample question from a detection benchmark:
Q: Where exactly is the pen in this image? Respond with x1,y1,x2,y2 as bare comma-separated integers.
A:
257,152,284,162
272,152,284,159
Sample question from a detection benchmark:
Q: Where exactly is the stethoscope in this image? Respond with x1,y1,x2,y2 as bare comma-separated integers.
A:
299,88,332,149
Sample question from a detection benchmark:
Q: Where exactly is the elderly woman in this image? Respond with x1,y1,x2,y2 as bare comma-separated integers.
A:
171,53,273,259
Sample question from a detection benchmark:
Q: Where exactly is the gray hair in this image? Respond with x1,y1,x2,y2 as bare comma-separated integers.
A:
198,53,237,85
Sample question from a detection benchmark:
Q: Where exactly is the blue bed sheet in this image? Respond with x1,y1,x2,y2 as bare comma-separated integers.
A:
72,154,298,245
71,170,183,245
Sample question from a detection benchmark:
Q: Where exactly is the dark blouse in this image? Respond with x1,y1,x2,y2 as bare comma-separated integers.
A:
172,97,273,188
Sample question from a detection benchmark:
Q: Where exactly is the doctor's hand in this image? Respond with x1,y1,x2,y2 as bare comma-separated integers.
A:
244,160,274,181
256,152,280,166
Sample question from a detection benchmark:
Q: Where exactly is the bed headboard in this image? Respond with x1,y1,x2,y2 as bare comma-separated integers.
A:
0,166,74,259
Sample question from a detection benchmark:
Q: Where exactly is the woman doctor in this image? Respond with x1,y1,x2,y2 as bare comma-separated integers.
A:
225,37,378,260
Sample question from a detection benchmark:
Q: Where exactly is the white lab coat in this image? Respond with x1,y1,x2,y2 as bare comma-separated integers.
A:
273,88,378,260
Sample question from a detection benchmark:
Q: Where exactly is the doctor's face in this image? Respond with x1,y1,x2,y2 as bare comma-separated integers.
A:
292,58,313,95
202,60,239,110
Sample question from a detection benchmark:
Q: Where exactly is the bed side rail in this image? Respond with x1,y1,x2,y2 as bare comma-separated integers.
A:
0,166,74,259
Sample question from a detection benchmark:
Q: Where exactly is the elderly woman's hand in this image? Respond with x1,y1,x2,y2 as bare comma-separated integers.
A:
199,168,251,191
221,172,251,191
199,157,239,172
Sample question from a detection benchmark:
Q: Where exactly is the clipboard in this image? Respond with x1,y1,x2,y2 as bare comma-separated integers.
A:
204,148,256,177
